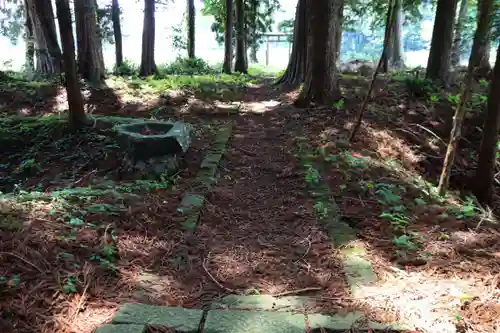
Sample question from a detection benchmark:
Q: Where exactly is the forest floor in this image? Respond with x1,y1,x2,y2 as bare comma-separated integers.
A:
0,69,499,333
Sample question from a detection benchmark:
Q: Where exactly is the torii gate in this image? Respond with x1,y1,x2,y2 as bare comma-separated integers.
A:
262,32,293,66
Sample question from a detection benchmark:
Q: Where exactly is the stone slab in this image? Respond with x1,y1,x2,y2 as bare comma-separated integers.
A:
112,303,203,332
200,152,223,170
308,312,413,331
181,210,201,231
94,324,146,333
340,243,377,293
210,295,315,312
177,193,204,215
204,309,306,333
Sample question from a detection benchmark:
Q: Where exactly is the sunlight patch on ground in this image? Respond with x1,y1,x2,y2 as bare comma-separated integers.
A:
356,268,476,333
209,249,253,280
366,127,422,168
242,100,281,113
72,304,117,333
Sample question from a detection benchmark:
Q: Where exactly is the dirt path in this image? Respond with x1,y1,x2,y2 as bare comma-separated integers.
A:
192,112,348,308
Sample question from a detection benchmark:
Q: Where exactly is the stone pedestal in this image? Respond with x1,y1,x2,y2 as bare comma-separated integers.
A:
114,121,191,179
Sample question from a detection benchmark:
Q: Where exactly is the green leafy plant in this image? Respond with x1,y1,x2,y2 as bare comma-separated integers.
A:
453,196,478,219
68,217,84,226
393,234,420,250
381,211,409,232
159,57,215,76
447,93,460,106
304,164,321,184
114,59,139,76
375,185,402,206
313,201,329,219
62,276,78,294
333,99,345,109
400,76,438,98
90,255,117,272
17,158,41,173
343,151,368,169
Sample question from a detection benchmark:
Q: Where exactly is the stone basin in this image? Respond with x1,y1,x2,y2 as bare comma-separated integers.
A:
114,120,191,162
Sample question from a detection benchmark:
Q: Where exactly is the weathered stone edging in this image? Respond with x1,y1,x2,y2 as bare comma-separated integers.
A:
96,296,413,333
294,137,377,296
177,123,233,231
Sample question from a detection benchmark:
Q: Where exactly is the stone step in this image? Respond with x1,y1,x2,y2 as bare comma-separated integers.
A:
95,324,146,333
103,302,414,333
210,295,316,311
112,303,203,332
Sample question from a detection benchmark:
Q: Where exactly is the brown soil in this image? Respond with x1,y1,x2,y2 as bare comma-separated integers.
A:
1,73,499,333
193,114,348,305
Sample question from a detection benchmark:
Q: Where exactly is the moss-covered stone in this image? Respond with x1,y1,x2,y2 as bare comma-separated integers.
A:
308,312,413,331
210,295,315,311
112,304,202,332
341,245,377,293
177,193,204,216
114,121,191,161
203,309,306,333
94,324,146,333
296,140,379,297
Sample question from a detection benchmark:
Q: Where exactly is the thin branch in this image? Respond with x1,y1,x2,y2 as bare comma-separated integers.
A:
271,287,322,297
349,0,396,142
0,252,44,273
202,257,236,293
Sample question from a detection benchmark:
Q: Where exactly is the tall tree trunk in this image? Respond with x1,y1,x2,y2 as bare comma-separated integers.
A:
24,0,35,72
111,0,123,69
234,0,248,73
55,0,87,130
382,2,394,73
275,0,307,85
140,0,157,76
250,47,258,63
74,0,105,83
474,0,493,76
391,0,404,69
437,0,493,195
187,0,195,58
26,0,62,74
249,0,258,63
451,0,468,67
222,0,233,73
295,0,342,106
474,43,500,204
335,1,343,66
426,0,458,84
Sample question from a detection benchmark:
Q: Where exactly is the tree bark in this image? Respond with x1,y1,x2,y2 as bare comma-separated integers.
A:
234,0,248,73
140,0,157,76
294,0,342,106
74,0,105,83
222,0,233,74
55,0,88,130
187,0,195,58
426,0,458,84
275,0,307,85
335,0,343,66
24,0,35,72
382,2,393,73
249,0,258,63
474,0,493,77
26,0,62,74
391,0,404,69
451,0,468,67
437,0,493,195
111,0,123,69
474,43,500,204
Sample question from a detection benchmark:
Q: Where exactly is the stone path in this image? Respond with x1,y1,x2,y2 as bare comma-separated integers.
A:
97,295,412,332
95,122,418,333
